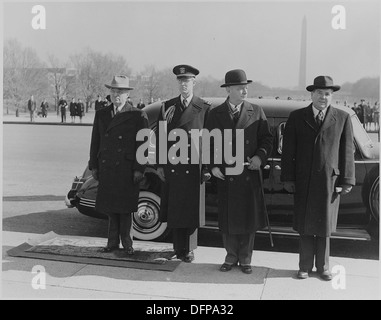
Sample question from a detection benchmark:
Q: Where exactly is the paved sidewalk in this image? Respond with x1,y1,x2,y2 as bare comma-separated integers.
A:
2,231,380,300
2,111,95,125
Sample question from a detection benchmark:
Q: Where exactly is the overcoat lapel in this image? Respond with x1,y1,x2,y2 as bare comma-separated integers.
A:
216,100,234,129
319,106,336,132
236,101,255,129
303,104,319,132
107,103,134,131
176,96,203,128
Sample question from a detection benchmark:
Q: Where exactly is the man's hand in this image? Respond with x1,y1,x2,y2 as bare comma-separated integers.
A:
92,169,99,181
339,184,352,195
133,171,144,184
247,156,261,170
157,167,165,182
211,167,225,180
283,181,295,193
201,169,211,183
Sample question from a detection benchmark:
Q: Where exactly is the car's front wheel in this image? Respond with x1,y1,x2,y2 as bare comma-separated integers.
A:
369,176,379,222
132,191,169,241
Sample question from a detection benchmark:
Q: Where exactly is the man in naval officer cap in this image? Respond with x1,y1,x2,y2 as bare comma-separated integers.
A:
155,64,211,262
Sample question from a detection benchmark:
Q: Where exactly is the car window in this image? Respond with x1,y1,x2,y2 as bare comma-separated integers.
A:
277,122,286,155
351,115,373,147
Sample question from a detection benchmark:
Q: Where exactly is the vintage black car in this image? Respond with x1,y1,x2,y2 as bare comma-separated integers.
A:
65,98,379,242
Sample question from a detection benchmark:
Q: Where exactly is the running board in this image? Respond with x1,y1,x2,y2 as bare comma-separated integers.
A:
201,225,372,241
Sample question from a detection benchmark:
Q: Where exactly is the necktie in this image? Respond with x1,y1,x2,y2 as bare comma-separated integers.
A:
316,110,324,127
181,99,187,111
232,106,240,124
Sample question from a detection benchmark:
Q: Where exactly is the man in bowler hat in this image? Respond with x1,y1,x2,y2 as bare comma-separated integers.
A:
281,76,355,280
156,64,211,262
89,75,149,254
206,69,273,274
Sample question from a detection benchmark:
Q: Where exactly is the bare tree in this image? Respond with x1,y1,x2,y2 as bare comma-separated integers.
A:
70,48,131,112
4,38,48,113
46,54,69,114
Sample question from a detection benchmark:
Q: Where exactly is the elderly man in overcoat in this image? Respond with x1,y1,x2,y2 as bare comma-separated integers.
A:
156,64,211,262
206,69,273,274
89,75,149,254
281,76,355,281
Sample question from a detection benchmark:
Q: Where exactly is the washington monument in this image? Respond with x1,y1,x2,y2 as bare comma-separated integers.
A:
298,16,307,90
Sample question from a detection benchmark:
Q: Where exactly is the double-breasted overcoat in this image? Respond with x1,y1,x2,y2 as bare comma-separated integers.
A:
281,104,355,237
156,95,211,229
206,99,273,235
89,103,148,215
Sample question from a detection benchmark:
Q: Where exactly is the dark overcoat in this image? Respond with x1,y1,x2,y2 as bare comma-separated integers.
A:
89,103,148,215
205,99,273,235
281,104,355,237
156,95,211,229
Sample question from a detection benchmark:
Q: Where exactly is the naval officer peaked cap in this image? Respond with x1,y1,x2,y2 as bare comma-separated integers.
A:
173,64,200,78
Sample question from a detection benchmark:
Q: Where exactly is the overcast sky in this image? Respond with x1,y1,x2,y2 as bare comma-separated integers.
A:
2,0,380,88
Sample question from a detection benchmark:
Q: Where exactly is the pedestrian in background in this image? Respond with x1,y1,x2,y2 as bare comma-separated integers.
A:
59,97,68,123
77,98,85,123
206,69,273,274
40,98,49,118
89,75,149,255
156,64,211,263
70,98,77,123
28,95,36,122
281,76,355,281
137,98,146,109
95,95,104,111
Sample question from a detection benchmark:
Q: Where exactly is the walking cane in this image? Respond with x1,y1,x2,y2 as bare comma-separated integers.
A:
244,162,274,247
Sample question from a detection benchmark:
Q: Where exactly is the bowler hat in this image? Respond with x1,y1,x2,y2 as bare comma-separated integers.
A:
221,69,253,88
173,64,199,78
306,76,340,92
105,75,134,90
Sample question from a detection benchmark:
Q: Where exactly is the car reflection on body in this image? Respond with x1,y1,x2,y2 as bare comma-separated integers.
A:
65,98,379,242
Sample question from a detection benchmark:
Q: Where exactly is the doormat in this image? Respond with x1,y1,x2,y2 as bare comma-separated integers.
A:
7,232,181,272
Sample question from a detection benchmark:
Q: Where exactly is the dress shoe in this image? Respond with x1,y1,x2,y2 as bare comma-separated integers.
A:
99,246,119,253
182,251,194,263
219,263,233,272
318,270,333,281
124,247,134,255
297,270,309,279
241,266,252,274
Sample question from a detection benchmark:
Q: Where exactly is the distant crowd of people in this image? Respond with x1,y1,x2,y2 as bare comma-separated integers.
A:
94,94,148,111
58,97,85,123
349,100,379,131
27,95,49,122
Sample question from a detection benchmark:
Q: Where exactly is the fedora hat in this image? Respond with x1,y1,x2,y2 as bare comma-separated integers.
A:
105,75,134,90
306,76,340,92
221,69,252,88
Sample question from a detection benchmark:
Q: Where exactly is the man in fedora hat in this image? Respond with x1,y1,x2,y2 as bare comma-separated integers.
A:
89,75,149,255
155,64,211,263
281,75,355,280
205,69,273,274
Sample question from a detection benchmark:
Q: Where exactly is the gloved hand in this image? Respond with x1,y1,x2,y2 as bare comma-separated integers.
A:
133,171,144,184
283,181,296,193
201,169,211,183
157,167,165,182
211,167,225,180
338,184,352,195
246,156,262,170
92,169,99,181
